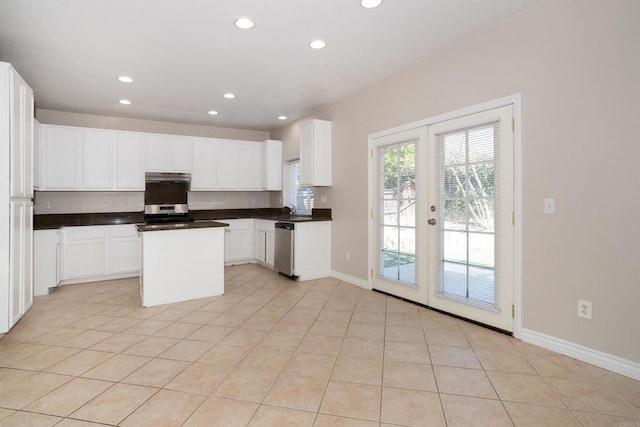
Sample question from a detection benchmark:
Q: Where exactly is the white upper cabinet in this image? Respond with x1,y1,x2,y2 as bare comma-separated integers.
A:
9,68,34,198
238,141,263,190
38,125,144,191
263,139,282,191
216,139,240,189
115,132,145,190
145,134,192,172
82,129,113,189
40,125,81,190
37,124,272,192
300,119,332,186
191,138,217,190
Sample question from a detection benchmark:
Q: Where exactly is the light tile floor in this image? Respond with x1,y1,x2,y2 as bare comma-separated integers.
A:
1,264,639,426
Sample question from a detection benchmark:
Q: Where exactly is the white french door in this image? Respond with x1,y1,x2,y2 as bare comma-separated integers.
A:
371,127,429,305
372,104,515,332
427,105,514,332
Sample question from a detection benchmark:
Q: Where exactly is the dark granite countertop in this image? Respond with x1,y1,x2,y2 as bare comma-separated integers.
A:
136,220,229,232
34,208,331,230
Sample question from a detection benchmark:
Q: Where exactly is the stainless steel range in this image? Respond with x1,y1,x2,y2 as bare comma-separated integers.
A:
144,172,192,224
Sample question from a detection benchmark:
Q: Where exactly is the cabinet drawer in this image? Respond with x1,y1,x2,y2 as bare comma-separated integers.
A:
254,219,276,233
109,224,138,238
63,226,107,241
221,218,253,231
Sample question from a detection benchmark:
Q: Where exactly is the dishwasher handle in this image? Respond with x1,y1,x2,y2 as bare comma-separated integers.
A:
275,222,295,230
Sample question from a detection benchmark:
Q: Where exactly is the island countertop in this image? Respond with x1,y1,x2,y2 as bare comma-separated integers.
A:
136,220,229,232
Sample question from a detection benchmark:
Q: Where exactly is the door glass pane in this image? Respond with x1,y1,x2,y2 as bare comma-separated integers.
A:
378,141,416,285
437,122,498,308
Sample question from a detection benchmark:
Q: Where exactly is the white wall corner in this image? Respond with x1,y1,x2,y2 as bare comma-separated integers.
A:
520,328,640,381
332,270,372,290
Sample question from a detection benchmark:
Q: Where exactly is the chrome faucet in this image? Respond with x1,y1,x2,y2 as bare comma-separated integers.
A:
289,204,297,218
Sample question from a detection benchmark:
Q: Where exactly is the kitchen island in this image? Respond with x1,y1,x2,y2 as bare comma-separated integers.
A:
136,220,228,307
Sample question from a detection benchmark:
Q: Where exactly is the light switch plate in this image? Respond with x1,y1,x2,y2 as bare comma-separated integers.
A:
544,198,555,214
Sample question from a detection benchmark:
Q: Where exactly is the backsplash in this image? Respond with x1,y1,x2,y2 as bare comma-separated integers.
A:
188,191,272,210
34,191,144,215
34,190,280,214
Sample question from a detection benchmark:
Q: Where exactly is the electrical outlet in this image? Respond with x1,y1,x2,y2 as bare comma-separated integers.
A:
44,201,51,209
251,198,256,205
211,199,216,205
104,200,111,208
321,195,327,204
345,252,350,261
578,300,592,319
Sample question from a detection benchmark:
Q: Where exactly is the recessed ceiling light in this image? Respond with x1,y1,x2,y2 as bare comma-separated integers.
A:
309,39,327,49
118,76,133,83
278,116,287,120
119,99,131,105
208,110,219,116
361,0,383,9
234,17,255,30
224,93,235,99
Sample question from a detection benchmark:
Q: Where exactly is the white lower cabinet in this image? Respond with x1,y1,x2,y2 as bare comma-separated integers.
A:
294,221,332,281
59,224,140,285
224,219,254,264
34,229,59,296
61,226,106,280
108,225,141,275
8,201,33,329
254,219,276,267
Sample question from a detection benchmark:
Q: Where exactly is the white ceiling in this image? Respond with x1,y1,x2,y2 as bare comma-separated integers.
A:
0,0,538,131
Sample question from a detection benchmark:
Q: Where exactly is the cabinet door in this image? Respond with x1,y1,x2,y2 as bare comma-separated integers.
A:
8,201,33,328
299,120,331,186
264,139,282,191
34,230,58,296
22,203,33,313
216,140,240,189
42,126,81,189
9,202,24,327
145,134,171,171
62,241,105,279
265,232,275,267
82,129,113,189
170,136,193,172
23,86,34,198
9,70,34,198
254,231,266,263
116,132,145,189
191,138,217,190
299,121,314,186
110,238,141,274
225,230,253,262
9,71,24,196
109,225,140,274
238,142,263,190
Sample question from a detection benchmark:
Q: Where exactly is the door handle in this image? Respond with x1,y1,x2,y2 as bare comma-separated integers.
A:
427,218,436,225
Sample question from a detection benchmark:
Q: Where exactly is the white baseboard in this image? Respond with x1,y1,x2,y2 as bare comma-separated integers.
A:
521,328,640,381
331,270,371,290
58,272,139,287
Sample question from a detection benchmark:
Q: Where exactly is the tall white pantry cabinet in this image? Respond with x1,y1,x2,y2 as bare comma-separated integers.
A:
0,62,34,333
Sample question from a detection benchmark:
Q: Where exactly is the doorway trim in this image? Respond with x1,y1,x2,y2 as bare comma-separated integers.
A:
367,93,523,338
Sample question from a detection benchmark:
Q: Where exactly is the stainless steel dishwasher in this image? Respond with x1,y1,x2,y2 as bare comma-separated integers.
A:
274,222,296,278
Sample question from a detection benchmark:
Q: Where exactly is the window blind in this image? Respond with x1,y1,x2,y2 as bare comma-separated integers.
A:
284,161,314,213
434,121,501,310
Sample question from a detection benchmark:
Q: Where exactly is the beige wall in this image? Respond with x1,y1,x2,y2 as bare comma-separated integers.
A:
36,109,269,141
272,0,640,362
